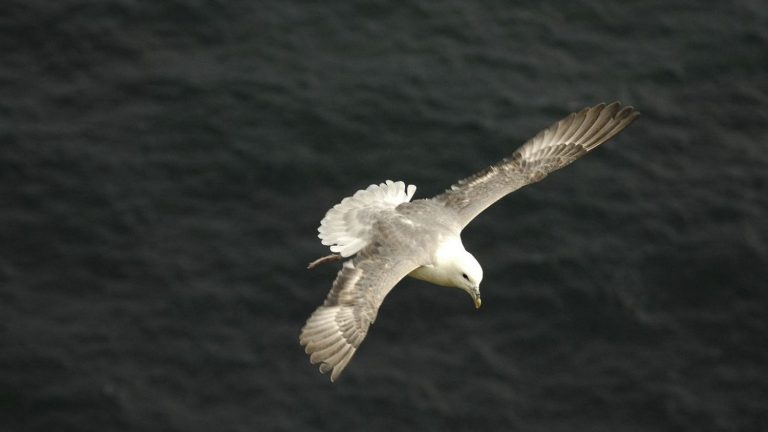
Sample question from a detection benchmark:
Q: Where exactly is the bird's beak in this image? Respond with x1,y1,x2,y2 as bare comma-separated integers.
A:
471,285,482,309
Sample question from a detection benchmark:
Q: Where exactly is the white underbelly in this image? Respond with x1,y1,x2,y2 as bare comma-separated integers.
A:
408,265,452,287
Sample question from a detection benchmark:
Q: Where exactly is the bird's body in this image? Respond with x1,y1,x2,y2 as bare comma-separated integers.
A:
300,102,640,381
382,200,482,291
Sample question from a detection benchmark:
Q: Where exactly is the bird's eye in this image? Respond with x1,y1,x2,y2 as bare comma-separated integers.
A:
462,273,469,280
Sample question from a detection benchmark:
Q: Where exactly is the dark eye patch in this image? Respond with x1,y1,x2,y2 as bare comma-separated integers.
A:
462,273,469,280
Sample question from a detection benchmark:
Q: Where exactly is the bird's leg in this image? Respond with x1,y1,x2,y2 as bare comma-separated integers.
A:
307,254,342,270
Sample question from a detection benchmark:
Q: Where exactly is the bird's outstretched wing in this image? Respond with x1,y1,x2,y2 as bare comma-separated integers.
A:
433,102,639,228
300,242,420,381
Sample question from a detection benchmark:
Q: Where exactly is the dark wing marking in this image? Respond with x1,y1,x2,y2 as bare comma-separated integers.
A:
433,102,639,228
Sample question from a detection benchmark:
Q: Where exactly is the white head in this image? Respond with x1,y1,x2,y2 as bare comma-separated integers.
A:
408,239,484,308
448,250,484,309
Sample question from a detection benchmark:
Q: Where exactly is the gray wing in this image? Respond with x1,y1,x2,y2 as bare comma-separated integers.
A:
299,242,420,382
433,102,639,228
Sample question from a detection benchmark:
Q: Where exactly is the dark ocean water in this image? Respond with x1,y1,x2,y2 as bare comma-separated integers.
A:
2,1,768,431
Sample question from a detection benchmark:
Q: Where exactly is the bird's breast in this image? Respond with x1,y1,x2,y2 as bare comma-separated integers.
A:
408,265,454,287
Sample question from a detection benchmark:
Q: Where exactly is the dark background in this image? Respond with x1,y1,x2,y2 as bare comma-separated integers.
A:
2,1,767,431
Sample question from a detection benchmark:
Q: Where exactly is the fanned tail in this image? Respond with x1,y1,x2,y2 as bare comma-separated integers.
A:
318,180,416,257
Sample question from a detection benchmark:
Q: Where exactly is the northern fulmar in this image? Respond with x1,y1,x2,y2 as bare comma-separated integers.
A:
300,102,639,381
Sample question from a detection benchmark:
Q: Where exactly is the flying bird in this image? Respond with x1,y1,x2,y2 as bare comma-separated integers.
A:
300,102,639,381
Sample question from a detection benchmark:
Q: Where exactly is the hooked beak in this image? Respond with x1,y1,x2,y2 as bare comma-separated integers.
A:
470,285,482,309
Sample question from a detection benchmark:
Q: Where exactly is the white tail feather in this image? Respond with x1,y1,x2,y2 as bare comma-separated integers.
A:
318,180,417,257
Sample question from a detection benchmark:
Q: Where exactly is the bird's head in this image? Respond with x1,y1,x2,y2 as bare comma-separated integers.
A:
451,250,483,309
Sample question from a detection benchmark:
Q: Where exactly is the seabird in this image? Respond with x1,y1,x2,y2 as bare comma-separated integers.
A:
300,102,639,381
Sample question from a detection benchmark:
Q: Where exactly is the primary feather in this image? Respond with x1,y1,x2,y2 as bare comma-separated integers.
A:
435,102,639,227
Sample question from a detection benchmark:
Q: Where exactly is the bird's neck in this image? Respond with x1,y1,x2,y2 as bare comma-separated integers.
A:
407,237,465,287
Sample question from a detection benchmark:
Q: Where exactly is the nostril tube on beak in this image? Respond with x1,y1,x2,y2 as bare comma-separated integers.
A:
470,286,482,309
